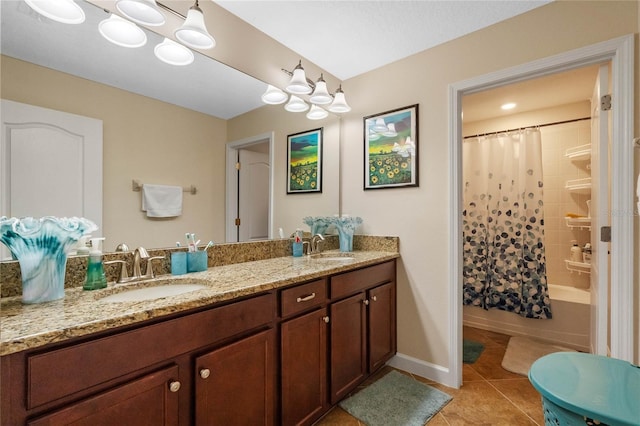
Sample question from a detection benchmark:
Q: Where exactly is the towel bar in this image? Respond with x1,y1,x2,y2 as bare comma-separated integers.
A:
132,179,196,195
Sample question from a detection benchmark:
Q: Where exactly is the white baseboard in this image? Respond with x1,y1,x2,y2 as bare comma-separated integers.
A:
387,353,458,389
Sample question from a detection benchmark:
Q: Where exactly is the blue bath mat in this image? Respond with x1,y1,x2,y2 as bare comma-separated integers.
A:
339,370,452,426
463,339,485,363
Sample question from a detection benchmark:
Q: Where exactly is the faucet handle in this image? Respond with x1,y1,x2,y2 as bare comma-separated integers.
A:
105,259,129,283
144,255,165,279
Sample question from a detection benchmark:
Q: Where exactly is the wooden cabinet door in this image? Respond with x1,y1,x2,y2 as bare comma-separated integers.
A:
329,293,366,405
281,308,328,426
368,282,396,372
27,365,179,426
195,329,276,426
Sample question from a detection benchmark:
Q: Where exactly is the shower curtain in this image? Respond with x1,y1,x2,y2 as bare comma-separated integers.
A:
462,129,552,319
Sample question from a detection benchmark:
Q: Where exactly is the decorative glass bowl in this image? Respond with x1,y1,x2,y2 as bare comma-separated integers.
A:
0,216,97,303
303,216,332,236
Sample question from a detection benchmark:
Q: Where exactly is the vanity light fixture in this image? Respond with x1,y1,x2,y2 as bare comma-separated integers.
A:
261,85,288,105
309,74,332,105
286,61,312,94
307,105,329,120
25,0,85,24
154,38,194,66
174,0,216,50
116,0,165,27
99,14,147,48
285,95,309,113
262,61,351,119
328,85,351,113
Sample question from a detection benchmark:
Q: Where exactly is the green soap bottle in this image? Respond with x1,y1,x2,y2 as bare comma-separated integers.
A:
84,237,107,290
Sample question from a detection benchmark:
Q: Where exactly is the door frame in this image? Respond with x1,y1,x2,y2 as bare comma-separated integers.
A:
225,132,274,243
448,34,635,388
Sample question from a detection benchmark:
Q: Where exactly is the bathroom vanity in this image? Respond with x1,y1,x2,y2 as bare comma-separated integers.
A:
0,251,397,425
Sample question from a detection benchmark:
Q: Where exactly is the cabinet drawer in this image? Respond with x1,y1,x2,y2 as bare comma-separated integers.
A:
330,261,395,299
27,293,275,409
281,279,326,317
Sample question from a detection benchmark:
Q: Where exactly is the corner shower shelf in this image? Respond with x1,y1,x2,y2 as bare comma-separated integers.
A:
565,217,591,230
564,144,591,160
565,177,591,193
565,259,591,275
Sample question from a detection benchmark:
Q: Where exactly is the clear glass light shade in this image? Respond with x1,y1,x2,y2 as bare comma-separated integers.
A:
372,118,388,133
154,38,194,66
306,105,329,120
25,0,85,24
261,85,288,105
309,78,332,105
116,0,165,26
174,5,215,50
383,123,397,137
328,87,351,113
286,64,311,95
99,15,147,48
284,95,309,112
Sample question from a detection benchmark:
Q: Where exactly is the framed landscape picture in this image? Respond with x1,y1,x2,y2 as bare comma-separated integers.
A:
363,104,419,189
287,128,323,193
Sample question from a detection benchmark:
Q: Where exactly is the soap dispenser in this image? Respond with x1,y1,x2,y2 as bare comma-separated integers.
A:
84,237,107,290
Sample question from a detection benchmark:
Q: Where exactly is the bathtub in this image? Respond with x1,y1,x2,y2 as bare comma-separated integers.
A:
463,284,591,352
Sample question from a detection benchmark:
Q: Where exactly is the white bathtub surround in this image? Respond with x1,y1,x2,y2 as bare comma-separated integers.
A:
463,284,590,352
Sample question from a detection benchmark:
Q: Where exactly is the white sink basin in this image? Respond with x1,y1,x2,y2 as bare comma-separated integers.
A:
100,284,206,303
310,254,355,263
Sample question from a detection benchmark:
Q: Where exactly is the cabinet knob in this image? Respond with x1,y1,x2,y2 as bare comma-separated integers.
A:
363,299,369,306
372,295,377,302
168,381,181,393
323,316,330,323
200,368,211,379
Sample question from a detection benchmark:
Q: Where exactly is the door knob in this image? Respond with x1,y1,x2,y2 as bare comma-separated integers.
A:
200,368,211,379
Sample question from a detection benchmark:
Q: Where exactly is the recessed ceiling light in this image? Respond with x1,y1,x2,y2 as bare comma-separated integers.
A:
501,102,517,110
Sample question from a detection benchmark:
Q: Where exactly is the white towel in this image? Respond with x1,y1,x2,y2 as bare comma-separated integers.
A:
141,184,183,218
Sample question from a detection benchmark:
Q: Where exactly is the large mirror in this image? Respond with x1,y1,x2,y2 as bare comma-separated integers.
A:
0,0,340,254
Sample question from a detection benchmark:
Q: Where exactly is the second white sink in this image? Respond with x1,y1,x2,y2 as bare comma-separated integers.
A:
100,284,207,303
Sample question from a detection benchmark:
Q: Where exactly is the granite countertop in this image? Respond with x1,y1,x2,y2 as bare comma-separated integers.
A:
0,250,399,356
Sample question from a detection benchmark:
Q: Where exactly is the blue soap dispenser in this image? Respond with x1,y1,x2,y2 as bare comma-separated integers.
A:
84,237,107,290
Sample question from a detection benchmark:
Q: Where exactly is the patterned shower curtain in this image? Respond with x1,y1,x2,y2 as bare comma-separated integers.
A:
462,129,552,319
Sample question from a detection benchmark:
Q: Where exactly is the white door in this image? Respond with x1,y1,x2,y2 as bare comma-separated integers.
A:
0,100,103,258
589,64,610,356
238,149,269,241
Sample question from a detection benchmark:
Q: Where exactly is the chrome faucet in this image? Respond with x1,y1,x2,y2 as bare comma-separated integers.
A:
105,246,164,284
310,234,325,254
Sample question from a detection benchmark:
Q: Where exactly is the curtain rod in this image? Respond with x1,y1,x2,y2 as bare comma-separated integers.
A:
463,116,591,139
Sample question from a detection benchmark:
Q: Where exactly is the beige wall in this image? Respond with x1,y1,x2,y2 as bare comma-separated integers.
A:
227,106,341,237
340,0,639,370
1,56,227,251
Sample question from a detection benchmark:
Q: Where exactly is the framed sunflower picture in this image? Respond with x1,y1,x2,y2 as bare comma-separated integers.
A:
364,104,419,189
287,128,323,194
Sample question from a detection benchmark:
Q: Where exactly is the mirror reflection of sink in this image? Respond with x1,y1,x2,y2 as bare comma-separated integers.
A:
310,253,355,263
100,284,207,303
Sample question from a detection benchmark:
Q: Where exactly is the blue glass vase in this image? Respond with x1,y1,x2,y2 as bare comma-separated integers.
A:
0,216,97,304
332,216,362,252
303,216,331,236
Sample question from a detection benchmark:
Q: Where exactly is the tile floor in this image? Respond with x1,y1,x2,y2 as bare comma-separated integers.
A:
315,326,545,425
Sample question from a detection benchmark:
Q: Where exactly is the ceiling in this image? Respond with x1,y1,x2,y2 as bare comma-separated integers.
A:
463,64,600,122
3,0,586,121
216,0,552,81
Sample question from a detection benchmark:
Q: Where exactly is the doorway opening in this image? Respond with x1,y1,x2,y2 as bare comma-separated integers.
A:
448,35,634,388
225,132,274,243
